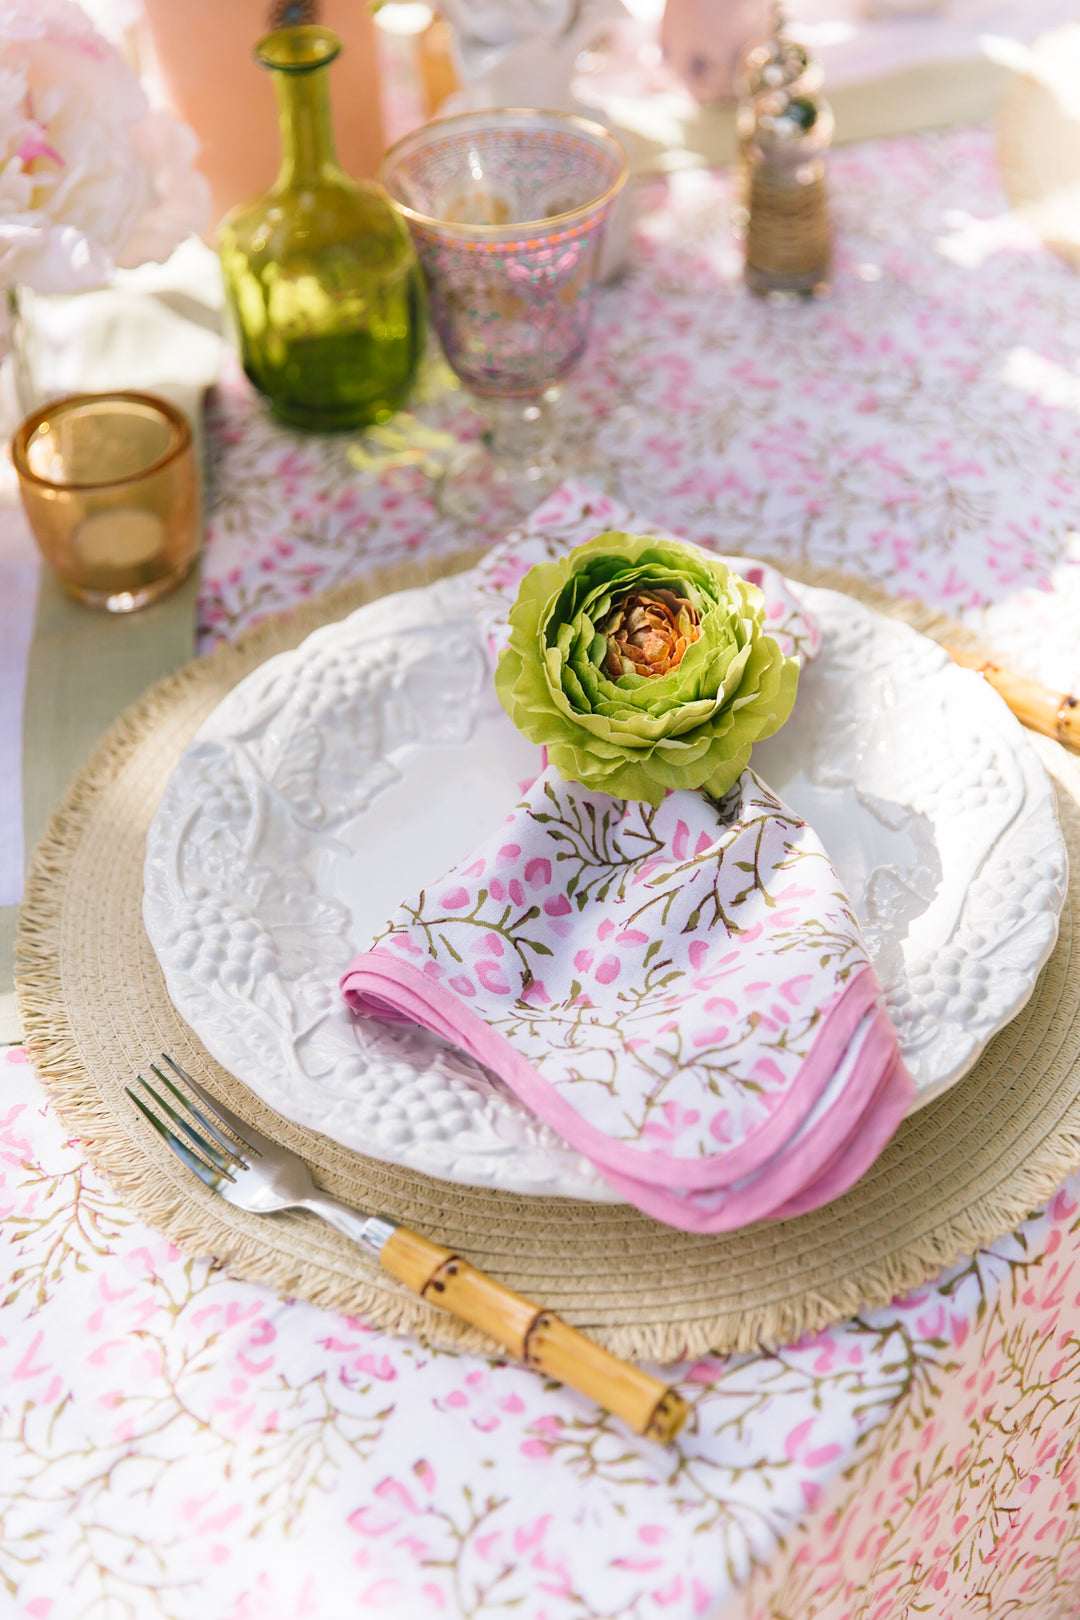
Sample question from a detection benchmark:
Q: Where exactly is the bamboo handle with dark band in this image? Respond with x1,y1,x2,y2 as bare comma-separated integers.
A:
947,646,1080,752
379,1226,690,1443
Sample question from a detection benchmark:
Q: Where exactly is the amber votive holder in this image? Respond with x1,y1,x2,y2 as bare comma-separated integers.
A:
12,391,200,613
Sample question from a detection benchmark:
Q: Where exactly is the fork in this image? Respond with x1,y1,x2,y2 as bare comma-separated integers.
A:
127,1055,690,1444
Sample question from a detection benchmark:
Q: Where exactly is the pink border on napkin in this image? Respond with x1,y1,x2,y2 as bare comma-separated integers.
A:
342,954,900,1194
594,1007,909,1230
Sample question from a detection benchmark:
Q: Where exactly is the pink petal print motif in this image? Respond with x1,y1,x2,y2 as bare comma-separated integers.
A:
694,1026,730,1047
595,955,621,985
476,961,513,995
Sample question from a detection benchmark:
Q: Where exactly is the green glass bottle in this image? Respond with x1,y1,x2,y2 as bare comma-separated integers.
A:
218,25,424,431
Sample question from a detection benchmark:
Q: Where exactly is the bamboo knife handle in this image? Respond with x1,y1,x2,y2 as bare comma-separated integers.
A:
379,1225,689,1443
947,646,1080,752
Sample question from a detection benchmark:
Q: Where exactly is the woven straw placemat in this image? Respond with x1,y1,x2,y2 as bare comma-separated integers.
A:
15,554,1080,1360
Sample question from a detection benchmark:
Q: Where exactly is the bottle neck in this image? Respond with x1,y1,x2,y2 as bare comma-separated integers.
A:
272,65,340,188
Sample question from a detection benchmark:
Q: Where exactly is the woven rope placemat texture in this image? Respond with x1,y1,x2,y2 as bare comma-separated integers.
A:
15,553,1080,1360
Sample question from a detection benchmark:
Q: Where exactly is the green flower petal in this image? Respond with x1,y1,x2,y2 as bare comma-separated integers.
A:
494,531,799,803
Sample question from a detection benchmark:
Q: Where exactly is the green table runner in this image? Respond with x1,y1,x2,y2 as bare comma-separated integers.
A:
0,250,223,1042
0,567,200,1040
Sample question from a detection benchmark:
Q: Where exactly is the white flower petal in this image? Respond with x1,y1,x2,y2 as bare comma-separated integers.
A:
0,0,209,292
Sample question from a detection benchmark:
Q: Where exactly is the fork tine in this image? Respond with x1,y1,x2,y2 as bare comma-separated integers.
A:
133,1073,239,1179
161,1054,266,1158
149,1064,250,1166
126,1086,227,1189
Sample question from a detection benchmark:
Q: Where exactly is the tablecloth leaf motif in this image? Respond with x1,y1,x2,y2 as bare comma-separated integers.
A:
730,1186,1080,1620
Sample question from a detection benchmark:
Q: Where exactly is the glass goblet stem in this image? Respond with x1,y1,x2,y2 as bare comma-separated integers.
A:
438,394,560,530
483,395,556,470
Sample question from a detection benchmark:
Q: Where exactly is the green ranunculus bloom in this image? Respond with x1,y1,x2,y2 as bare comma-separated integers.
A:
494,531,799,806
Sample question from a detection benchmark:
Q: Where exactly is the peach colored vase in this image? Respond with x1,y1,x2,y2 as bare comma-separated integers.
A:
139,0,386,227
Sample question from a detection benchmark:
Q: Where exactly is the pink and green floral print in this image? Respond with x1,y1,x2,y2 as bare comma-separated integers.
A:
341,765,913,1231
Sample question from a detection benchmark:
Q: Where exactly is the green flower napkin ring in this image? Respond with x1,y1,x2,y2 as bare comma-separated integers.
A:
494,532,799,807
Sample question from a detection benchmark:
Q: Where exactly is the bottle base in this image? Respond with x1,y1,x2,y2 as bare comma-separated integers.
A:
262,396,403,434
745,263,830,297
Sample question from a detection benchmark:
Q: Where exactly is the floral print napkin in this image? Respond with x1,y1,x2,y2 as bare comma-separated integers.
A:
341,491,912,1230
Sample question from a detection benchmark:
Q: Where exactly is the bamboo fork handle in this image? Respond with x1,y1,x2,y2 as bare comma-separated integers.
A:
379,1226,689,1443
947,646,1080,752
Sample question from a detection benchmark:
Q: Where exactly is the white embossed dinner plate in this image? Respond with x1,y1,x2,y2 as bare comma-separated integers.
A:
143,573,1068,1200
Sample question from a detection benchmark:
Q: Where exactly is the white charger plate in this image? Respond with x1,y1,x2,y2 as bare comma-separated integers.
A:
143,573,1068,1200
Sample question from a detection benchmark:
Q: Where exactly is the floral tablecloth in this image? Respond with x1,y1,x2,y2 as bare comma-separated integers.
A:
5,125,1080,1619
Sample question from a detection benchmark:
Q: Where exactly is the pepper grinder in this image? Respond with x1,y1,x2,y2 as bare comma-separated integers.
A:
738,11,832,295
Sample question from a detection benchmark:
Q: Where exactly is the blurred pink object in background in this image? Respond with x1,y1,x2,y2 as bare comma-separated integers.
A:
660,0,773,102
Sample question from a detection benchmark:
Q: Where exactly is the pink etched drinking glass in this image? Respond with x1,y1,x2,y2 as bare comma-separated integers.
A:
381,108,627,530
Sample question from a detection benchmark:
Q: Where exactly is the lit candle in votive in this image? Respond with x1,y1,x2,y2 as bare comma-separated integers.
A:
13,392,199,613
73,508,167,574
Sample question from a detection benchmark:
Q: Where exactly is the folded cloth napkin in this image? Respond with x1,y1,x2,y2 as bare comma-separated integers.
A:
341,492,914,1231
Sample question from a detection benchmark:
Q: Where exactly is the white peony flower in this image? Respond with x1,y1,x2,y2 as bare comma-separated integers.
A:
0,0,210,294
